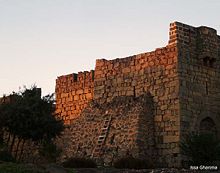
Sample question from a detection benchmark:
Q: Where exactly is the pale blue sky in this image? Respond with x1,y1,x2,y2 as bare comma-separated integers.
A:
0,0,220,96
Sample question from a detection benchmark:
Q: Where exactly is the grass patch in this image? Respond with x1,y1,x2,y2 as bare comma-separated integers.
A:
113,157,152,169
62,157,97,168
66,169,75,173
0,162,46,173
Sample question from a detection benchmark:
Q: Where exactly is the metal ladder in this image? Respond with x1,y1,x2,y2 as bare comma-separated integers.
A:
91,115,112,159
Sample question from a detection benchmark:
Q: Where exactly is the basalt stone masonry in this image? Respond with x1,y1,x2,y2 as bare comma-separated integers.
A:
55,22,220,167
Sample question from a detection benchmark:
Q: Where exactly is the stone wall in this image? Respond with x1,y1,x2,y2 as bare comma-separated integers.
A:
55,22,220,168
55,71,94,124
57,94,155,165
93,45,180,167
2,132,41,163
56,46,180,167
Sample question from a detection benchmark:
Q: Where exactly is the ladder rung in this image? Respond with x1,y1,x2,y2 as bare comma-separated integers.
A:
98,135,106,138
101,127,108,130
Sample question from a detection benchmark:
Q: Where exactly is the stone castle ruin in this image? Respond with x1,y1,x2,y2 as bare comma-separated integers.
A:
55,22,220,167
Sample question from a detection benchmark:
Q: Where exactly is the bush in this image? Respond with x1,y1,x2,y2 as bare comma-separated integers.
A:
39,141,61,163
113,157,151,169
62,157,97,168
0,163,32,173
0,142,15,162
180,133,220,165
0,162,43,173
0,150,15,162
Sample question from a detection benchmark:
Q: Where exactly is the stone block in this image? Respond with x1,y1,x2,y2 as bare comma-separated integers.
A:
163,135,179,143
154,115,162,122
76,89,84,95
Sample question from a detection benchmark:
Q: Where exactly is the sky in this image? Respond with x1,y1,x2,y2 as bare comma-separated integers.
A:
0,0,220,96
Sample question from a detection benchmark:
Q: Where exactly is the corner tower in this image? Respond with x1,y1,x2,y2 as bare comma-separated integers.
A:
170,21,220,164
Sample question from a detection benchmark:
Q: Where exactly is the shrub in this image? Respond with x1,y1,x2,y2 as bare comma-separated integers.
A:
180,133,220,165
113,157,151,169
0,162,40,173
0,150,15,162
0,162,62,173
39,141,62,163
62,157,97,168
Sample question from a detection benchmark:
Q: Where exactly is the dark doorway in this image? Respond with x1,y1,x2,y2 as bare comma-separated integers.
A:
199,117,217,137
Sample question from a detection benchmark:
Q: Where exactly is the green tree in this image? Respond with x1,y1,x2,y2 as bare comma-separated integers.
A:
0,86,64,161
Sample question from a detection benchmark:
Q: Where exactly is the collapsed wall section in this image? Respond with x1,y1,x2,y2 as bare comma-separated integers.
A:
55,71,94,124
56,94,154,165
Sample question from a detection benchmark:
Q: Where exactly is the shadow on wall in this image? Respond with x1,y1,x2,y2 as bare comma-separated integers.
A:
136,92,156,161
56,93,158,166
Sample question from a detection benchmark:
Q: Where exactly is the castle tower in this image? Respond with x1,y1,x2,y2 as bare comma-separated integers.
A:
170,22,220,163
